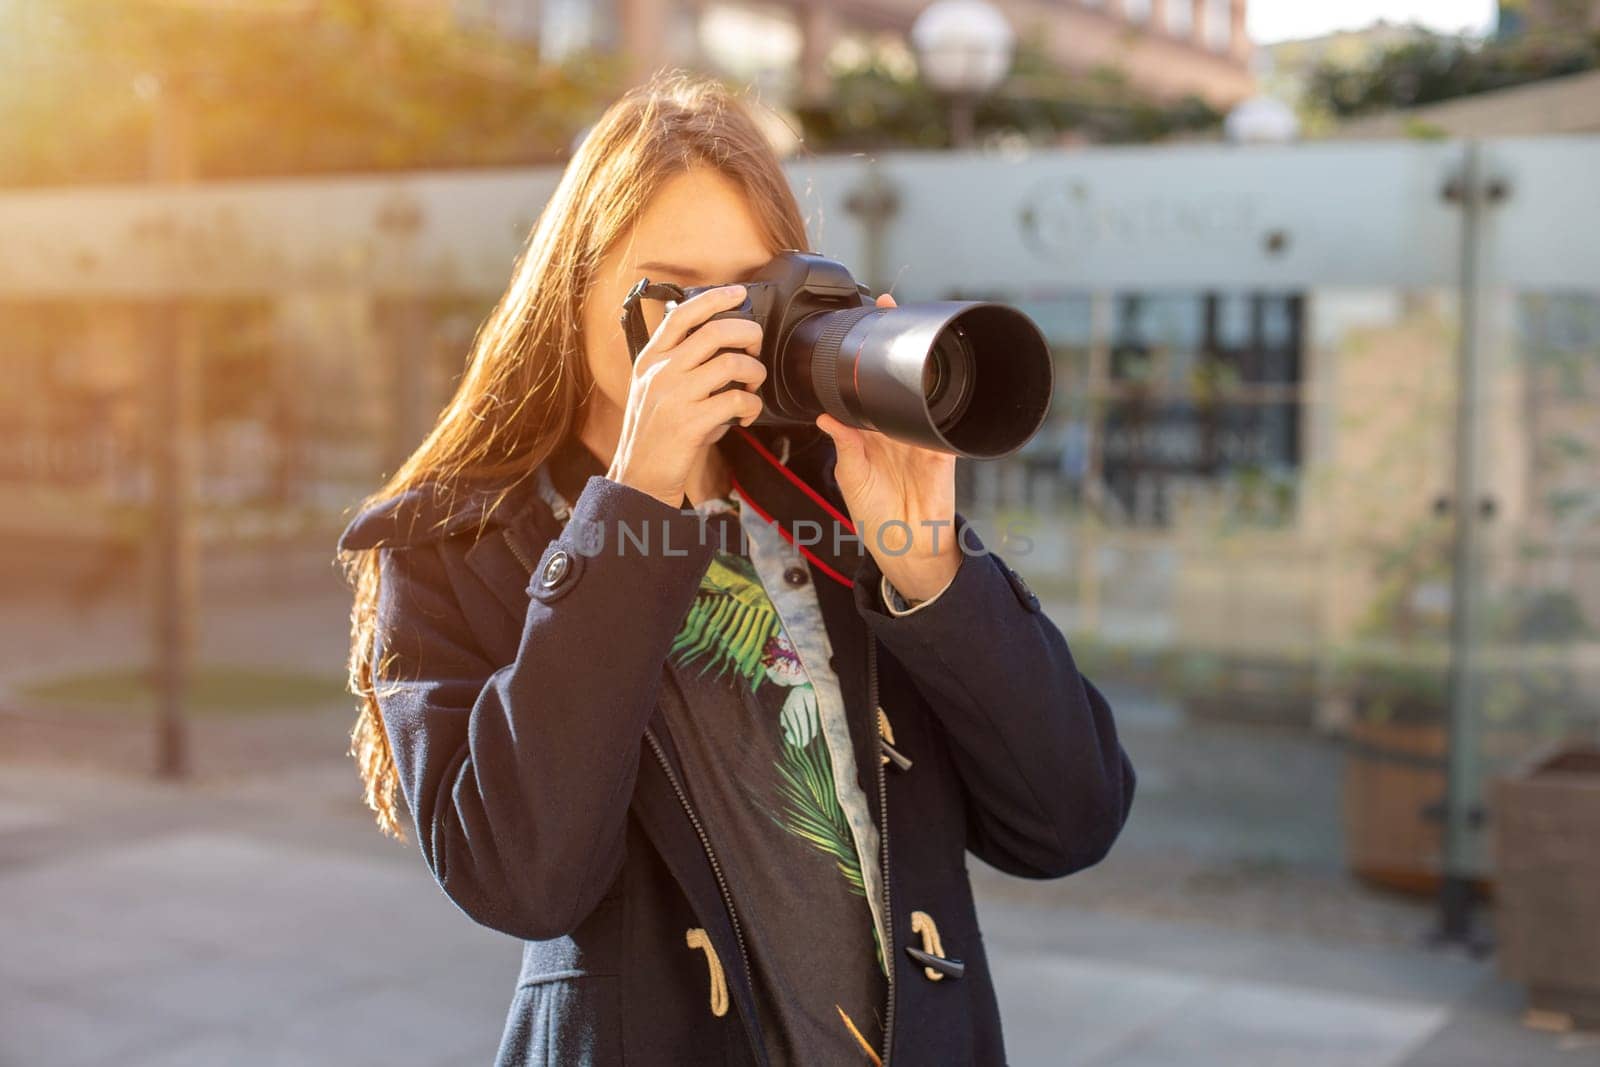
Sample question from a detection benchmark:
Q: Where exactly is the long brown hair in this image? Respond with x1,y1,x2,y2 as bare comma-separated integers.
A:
337,69,811,838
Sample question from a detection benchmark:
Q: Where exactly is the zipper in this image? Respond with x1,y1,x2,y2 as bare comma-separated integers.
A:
503,526,535,573
870,636,896,1067
505,522,762,1059
642,728,759,1020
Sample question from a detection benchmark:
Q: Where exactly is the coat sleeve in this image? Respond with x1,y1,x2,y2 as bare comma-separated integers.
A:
853,517,1135,879
371,476,714,940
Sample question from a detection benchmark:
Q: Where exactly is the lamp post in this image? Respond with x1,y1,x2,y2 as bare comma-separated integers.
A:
910,0,1015,149
145,71,197,781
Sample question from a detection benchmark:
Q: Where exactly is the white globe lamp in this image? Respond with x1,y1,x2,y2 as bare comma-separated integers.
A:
911,0,1016,147
1223,96,1300,145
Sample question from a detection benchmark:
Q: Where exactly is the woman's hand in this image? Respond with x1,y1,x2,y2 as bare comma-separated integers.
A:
607,284,767,508
816,293,960,603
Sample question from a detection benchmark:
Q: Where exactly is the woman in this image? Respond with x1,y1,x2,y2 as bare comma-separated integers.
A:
335,71,1134,1066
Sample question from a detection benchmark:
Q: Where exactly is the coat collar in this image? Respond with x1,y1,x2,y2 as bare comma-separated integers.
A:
545,431,608,507
333,474,540,553
332,424,840,556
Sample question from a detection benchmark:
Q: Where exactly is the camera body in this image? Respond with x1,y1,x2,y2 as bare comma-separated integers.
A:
674,251,874,432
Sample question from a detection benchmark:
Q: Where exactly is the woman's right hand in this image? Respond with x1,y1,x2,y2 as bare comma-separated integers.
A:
606,283,767,508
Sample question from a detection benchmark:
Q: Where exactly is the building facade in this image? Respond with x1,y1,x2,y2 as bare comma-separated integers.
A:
454,0,1254,109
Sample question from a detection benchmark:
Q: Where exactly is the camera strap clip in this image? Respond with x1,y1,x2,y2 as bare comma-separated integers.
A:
619,277,688,365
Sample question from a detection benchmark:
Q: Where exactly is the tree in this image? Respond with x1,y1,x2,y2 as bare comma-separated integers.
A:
1306,29,1600,119
793,37,1221,152
0,0,626,187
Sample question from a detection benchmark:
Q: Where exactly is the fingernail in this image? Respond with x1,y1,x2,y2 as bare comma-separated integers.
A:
724,284,747,298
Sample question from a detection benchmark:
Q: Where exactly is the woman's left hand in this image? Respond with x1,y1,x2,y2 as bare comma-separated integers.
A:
816,293,960,603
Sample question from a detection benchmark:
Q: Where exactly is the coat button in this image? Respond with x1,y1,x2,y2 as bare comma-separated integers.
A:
1005,565,1041,613
541,549,572,589
783,565,809,587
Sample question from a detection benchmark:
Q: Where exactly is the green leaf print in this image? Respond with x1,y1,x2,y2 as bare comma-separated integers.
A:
670,553,780,689
771,730,866,891
769,730,887,976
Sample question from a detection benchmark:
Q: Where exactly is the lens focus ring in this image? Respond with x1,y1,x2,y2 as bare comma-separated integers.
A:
809,306,880,422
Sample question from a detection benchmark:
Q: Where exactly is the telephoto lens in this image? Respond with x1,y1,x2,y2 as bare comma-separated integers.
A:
781,298,1053,459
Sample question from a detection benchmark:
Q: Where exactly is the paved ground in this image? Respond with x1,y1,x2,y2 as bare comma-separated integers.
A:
4,755,1595,1066
3,565,1597,1065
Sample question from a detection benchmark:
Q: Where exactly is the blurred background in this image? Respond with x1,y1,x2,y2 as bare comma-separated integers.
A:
3,0,1600,1064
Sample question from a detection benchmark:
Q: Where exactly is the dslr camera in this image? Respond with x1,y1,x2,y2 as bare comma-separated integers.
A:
621,251,1052,459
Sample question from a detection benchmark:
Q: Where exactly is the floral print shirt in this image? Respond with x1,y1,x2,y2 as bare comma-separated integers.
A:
656,492,887,1064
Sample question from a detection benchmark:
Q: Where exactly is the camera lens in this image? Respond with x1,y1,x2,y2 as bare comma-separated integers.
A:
784,300,1051,458
923,325,976,432
922,356,940,404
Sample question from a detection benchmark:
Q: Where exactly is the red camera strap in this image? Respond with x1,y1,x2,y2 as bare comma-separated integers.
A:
724,428,865,590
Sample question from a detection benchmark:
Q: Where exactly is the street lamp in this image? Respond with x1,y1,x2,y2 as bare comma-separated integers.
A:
910,0,1015,149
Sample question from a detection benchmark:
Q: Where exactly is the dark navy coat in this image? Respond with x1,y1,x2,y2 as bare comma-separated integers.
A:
335,430,1135,1066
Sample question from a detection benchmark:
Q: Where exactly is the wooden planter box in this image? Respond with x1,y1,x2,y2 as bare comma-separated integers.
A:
1492,744,1600,1030
1343,718,1450,894
1344,714,1536,896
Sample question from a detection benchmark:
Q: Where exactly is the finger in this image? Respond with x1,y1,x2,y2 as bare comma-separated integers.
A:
699,387,763,432
817,412,861,437
685,351,767,396
668,317,764,371
875,292,897,309
816,413,866,459
650,284,748,354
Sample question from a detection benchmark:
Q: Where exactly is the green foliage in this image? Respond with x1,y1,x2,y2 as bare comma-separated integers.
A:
794,36,1222,151
1332,580,1598,730
797,56,948,151
0,0,625,186
1330,646,1450,724
1498,588,1594,644
1306,29,1600,119
1400,117,1450,140
1216,465,1299,530
17,663,346,715
1355,520,1455,646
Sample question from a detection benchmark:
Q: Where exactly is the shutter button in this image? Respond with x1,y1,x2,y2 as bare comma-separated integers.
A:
783,565,809,587
541,549,572,589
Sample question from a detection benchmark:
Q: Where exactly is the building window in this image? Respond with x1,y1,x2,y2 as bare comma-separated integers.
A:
1204,0,1231,51
1165,0,1193,39
1100,291,1304,527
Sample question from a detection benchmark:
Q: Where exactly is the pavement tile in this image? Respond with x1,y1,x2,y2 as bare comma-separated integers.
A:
1085,978,1448,1067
